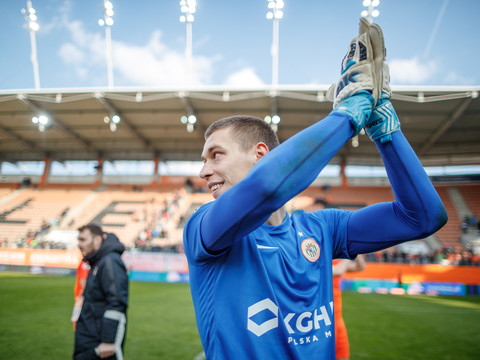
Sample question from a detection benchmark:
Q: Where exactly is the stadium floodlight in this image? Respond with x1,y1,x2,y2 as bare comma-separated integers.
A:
179,0,196,23
111,114,121,124
361,0,380,24
21,1,41,89
180,0,196,87
187,114,197,124
38,115,48,125
102,113,120,131
266,0,284,87
95,93,123,132
180,114,196,132
33,114,49,132
264,114,280,132
99,0,115,88
31,113,49,131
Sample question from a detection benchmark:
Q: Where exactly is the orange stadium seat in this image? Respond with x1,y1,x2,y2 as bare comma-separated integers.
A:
457,184,480,220
0,183,476,254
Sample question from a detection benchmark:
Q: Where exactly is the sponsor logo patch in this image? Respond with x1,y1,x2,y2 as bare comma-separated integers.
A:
247,297,334,344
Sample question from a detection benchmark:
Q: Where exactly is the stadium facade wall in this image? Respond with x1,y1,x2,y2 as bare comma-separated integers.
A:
342,262,480,284
0,248,189,283
2,249,480,293
342,262,480,296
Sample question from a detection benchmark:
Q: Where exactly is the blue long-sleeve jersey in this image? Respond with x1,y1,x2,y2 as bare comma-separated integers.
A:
183,111,447,359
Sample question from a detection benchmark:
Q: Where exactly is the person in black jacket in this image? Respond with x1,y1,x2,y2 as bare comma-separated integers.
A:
74,224,129,360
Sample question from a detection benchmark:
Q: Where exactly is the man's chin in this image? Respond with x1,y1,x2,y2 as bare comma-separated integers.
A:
212,185,229,199
212,189,224,199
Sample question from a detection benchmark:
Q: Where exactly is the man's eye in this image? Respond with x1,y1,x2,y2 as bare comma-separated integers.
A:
214,152,221,158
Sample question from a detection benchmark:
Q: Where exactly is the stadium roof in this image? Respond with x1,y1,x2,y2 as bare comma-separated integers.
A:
0,85,479,167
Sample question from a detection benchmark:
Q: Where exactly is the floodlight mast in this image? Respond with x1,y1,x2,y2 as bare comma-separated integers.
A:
266,0,284,87
99,0,115,88
22,0,40,89
361,0,380,24
180,0,196,87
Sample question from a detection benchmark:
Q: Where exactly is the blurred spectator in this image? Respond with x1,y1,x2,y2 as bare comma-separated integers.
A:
72,260,90,331
332,256,366,360
74,224,128,360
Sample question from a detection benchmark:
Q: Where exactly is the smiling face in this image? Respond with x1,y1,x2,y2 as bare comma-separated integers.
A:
200,127,261,199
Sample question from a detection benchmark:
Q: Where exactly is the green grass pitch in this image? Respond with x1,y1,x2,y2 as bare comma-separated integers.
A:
1,272,479,359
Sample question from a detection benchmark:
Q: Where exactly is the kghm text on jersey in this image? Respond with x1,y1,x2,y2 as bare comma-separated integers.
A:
248,298,334,346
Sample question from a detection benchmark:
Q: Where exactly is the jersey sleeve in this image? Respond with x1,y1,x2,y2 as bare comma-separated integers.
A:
183,202,229,264
194,113,356,254
346,130,448,255
307,207,352,260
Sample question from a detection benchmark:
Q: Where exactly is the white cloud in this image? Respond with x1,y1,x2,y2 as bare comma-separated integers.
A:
57,18,107,75
443,71,476,86
56,15,217,87
388,57,437,84
52,0,257,87
58,43,85,65
112,31,216,86
39,0,72,35
224,67,264,87
75,66,89,80
113,40,185,86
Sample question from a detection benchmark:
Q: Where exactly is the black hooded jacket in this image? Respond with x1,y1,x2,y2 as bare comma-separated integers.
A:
74,233,129,359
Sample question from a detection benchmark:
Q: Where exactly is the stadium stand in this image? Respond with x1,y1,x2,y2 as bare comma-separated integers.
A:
431,184,480,252
433,186,464,251
64,187,189,249
1,182,480,265
1,84,479,262
457,185,480,222
0,187,92,248
299,185,395,211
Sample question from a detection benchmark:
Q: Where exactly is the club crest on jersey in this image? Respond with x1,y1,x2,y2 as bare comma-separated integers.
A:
301,238,320,262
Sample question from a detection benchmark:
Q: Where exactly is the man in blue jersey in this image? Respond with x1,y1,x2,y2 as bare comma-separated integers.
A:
183,19,447,359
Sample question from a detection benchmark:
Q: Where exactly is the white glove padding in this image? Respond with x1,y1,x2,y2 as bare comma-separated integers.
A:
369,23,391,102
327,18,376,108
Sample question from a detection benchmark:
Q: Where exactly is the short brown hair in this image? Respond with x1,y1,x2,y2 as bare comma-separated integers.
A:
78,223,104,238
204,115,280,152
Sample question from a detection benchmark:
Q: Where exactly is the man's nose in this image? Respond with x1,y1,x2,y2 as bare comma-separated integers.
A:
199,162,212,179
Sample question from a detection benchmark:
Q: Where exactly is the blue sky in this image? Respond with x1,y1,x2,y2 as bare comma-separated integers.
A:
0,0,479,90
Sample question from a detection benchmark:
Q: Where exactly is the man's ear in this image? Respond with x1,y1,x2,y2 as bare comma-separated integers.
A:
94,234,103,251
254,142,269,162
